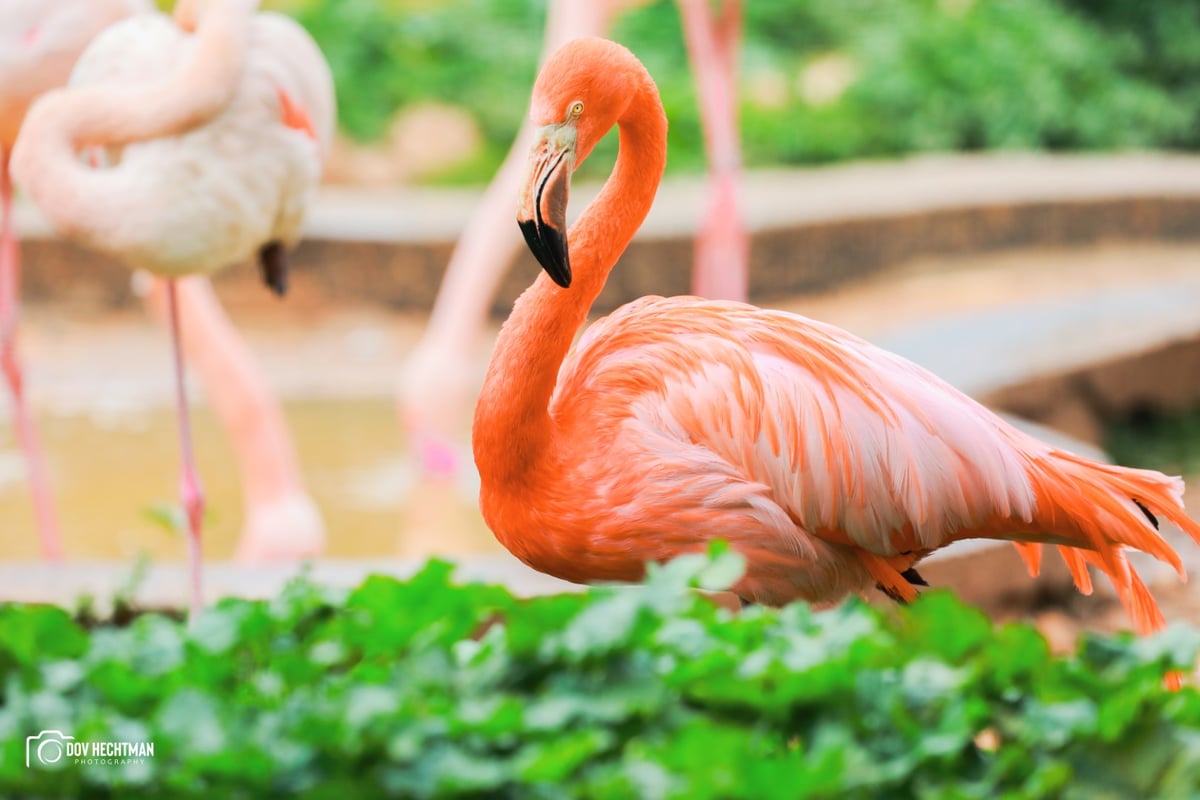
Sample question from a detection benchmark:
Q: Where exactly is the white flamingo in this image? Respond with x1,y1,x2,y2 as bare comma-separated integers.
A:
12,0,335,614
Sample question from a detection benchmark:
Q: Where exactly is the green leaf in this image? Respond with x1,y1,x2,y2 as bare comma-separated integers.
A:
695,548,747,593
0,604,87,665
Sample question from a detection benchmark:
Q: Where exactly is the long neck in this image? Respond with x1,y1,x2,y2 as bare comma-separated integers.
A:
473,72,668,487
420,0,629,355
9,2,254,242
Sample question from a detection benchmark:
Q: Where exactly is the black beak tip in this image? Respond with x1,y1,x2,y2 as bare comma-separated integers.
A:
518,218,571,288
258,241,289,298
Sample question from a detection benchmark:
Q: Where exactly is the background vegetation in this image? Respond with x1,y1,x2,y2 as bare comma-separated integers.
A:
238,0,1200,183
1108,407,1200,478
2,554,1199,798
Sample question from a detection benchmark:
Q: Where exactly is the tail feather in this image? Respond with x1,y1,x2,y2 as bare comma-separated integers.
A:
1063,455,1200,560
1118,567,1166,636
1056,545,1094,595
1006,452,1196,689
1020,451,1200,642
1012,542,1042,578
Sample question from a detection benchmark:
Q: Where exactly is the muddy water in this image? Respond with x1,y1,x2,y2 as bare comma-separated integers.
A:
0,399,500,561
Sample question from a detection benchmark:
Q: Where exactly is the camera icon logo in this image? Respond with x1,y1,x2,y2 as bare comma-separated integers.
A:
26,730,74,768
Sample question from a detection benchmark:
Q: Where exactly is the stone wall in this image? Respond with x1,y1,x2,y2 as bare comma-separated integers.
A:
18,195,1200,316
987,335,1200,445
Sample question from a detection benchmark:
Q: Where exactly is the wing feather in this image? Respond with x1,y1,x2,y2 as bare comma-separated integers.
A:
555,297,1040,557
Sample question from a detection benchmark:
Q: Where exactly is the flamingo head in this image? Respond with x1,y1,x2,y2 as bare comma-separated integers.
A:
517,37,646,289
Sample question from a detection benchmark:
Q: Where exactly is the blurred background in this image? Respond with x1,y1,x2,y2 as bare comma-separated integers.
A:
149,0,1200,184
3,0,1200,632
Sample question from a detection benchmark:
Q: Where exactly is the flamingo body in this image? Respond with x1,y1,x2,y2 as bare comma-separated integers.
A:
42,10,332,277
476,38,1200,651
64,8,334,563
491,295,1195,609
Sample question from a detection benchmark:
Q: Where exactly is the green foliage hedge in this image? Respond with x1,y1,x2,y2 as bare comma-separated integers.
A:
288,0,1197,183
2,553,1199,798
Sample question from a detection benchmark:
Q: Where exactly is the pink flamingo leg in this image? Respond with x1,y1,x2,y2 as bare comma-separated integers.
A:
143,277,325,562
165,279,205,618
677,0,749,302
0,151,62,559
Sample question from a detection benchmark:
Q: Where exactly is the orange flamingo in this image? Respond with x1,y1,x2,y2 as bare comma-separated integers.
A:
12,0,332,614
401,0,745,492
0,0,151,560
475,38,1200,653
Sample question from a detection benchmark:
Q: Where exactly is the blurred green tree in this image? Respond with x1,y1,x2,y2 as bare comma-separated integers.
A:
147,0,1197,182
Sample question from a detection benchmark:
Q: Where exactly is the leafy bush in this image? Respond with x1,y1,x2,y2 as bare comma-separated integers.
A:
278,0,1197,184
1063,0,1200,148
735,0,1187,163
2,554,1199,798
293,0,546,146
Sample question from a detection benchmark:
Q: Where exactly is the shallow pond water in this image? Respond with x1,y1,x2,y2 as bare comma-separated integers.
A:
0,398,499,561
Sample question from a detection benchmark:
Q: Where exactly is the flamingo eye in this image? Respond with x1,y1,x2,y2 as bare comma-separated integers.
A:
568,101,584,119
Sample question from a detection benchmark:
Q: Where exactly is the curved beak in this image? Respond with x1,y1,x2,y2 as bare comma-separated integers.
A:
517,125,576,288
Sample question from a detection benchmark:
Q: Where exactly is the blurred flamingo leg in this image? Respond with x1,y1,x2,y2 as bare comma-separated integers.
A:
165,280,205,619
142,276,325,562
0,151,62,559
677,0,749,302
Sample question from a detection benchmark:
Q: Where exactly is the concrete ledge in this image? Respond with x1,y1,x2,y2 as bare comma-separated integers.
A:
0,557,581,613
878,279,1200,399
16,153,1200,314
0,549,1070,618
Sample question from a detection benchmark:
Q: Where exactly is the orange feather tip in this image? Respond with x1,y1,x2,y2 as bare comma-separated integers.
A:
1059,547,1093,595
275,86,317,142
1012,542,1042,578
